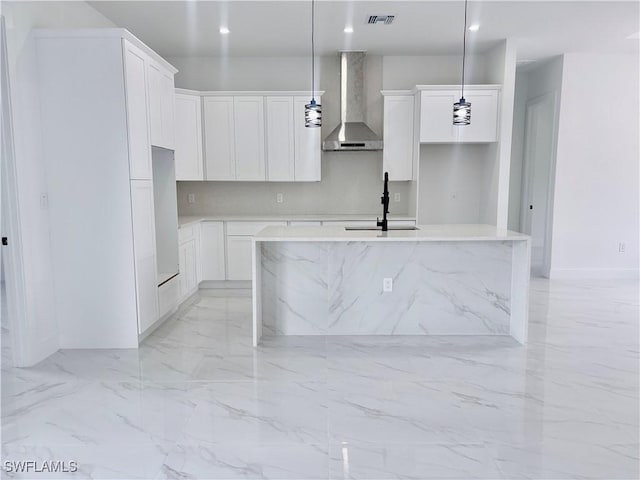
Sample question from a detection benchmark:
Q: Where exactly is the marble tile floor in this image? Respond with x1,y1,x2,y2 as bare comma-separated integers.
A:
1,279,638,479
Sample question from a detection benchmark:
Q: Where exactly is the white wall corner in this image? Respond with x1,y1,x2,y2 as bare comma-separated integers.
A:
495,39,518,230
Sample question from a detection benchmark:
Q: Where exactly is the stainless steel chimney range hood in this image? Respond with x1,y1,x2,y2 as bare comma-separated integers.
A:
322,51,383,151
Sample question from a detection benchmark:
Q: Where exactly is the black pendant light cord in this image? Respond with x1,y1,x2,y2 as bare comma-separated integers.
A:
311,0,315,102
461,0,468,100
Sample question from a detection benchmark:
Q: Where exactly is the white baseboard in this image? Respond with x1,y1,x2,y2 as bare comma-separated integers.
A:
549,268,639,280
200,280,251,289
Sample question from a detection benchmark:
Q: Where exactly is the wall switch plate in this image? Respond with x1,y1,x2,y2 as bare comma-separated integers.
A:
40,193,48,209
276,193,284,204
619,242,626,253
394,193,401,202
383,277,393,292
187,193,195,204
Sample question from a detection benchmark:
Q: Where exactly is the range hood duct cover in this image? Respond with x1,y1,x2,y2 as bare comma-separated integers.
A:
322,51,383,151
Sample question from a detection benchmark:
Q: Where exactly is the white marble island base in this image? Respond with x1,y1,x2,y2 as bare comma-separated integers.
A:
252,224,531,346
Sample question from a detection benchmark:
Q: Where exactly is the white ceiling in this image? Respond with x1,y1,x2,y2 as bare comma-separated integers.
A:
88,1,639,60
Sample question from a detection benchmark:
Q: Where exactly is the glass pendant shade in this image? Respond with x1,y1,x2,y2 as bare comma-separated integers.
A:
453,98,471,126
305,99,322,127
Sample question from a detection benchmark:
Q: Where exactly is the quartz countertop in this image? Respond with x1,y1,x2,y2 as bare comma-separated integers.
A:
253,224,530,242
178,214,416,228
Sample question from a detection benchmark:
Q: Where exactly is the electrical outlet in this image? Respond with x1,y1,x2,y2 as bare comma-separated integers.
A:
451,192,457,200
187,193,195,204
394,193,401,202
40,193,48,209
619,242,626,253
276,193,284,204
383,277,393,292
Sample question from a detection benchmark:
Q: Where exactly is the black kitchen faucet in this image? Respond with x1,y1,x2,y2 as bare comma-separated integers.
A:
377,171,390,232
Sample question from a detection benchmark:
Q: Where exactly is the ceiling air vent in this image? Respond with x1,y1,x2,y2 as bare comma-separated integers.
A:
367,15,395,25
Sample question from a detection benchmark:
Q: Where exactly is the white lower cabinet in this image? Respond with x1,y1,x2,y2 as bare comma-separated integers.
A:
200,221,226,281
225,221,287,281
226,235,253,281
158,275,180,318
178,238,198,301
130,180,159,334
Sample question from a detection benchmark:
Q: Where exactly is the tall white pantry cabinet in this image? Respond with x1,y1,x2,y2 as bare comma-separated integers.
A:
35,29,177,348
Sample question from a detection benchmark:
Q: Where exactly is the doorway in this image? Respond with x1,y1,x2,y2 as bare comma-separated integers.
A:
520,92,558,277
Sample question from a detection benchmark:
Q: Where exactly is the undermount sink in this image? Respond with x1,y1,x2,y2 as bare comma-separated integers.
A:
344,226,420,231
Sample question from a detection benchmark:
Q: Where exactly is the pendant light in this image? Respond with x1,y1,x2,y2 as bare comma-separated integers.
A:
305,0,321,127
453,0,471,125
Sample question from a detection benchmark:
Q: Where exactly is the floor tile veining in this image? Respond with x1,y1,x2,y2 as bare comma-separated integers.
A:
2,279,639,479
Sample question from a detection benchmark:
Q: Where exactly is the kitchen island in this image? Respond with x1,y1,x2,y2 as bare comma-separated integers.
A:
252,224,531,346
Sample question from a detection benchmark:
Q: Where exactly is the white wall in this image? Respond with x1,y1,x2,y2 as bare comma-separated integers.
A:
508,69,529,231
550,53,639,279
3,1,115,365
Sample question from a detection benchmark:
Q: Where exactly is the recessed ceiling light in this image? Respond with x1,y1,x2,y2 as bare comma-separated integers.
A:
344,26,354,33
468,24,480,32
219,27,230,35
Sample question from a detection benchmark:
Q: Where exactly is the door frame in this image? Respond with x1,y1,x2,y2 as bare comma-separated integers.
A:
520,91,559,278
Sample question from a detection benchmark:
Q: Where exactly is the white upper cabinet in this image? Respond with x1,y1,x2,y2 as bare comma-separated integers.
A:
198,92,322,182
175,93,204,180
294,96,321,181
266,96,295,181
147,62,176,150
420,91,458,143
123,41,152,180
234,96,266,181
203,96,236,180
456,90,499,143
383,94,415,181
419,87,500,143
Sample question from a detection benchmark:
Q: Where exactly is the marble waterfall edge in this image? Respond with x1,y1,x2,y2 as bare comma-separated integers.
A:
261,241,513,336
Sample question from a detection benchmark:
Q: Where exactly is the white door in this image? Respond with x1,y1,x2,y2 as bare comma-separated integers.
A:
456,90,499,143
200,221,226,280
174,94,203,180
266,96,295,181
203,97,235,180
383,95,414,181
521,92,557,276
123,41,152,180
420,91,457,143
130,180,159,333
226,236,253,280
234,96,266,181
294,96,321,181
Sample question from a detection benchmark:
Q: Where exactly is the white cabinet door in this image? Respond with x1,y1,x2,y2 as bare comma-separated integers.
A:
147,63,175,150
234,96,265,181
175,94,204,180
200,221,226,281
420,89,499,143
130,180,159,333
179,238,197,300
160,70,175,149
266,96,295,181
383,95,414,181
147,63,164,149
123,41,151,180
226,235,253,281
294,96,321,181
203,97,235,180
456,90,499,143
420,91,457,143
